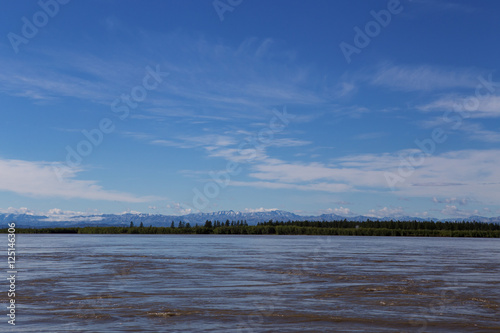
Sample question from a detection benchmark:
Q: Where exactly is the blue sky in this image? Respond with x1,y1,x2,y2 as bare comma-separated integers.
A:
1,0,500,219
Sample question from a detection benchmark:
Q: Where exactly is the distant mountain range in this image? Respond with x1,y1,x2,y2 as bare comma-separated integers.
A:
1,210,499,228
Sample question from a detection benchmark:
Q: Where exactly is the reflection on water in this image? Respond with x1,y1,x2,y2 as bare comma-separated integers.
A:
2,235,500,332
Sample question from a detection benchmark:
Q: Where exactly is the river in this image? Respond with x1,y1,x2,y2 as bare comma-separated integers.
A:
3,234,500,332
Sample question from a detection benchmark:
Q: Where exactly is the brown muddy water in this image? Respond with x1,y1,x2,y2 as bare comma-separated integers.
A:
2,234,499,332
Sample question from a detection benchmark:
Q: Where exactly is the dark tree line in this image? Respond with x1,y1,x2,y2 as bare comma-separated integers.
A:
2,219,499,237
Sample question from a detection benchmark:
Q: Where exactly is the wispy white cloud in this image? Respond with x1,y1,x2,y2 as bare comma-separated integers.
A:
331,105,370,118
150,134,237,150
418,95,500,118
460,123,500,142
334,82,357,98
149,127,311,170
0,207,104,222
267,138,311,147
394,150,500,202
440,205,480,218
243,207,278,213
224,149,500,205
231,180,352,193
166,202,192,216
320,207,353,216
119,210,143,215
367,63,487,91
432,197,469,206
132,34,338,122
0,158,160,202
0,207,35,215
0,56,122,103
42,208,104,222
0,32,347,126
418,118,500,143
366,207,405,218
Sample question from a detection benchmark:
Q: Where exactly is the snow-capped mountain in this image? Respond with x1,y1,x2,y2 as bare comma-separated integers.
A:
1,210,499,228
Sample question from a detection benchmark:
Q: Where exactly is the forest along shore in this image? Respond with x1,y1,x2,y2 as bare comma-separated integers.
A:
2,220,500,237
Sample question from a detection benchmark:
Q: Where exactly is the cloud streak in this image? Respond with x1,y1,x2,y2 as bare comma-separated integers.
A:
225,149,500,205
0,159,160,203
368,63,487,91
419,94,500,118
